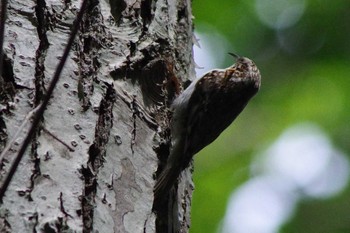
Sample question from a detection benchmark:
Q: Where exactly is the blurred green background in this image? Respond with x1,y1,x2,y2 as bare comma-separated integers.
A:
191,0,350,232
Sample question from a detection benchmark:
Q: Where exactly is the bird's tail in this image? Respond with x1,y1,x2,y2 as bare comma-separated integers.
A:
154,163,181,201
153,164,181,233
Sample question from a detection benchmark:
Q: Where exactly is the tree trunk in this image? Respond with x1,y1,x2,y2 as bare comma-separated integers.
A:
0,0,195,232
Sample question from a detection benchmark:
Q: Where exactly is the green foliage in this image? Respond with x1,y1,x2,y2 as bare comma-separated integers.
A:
191,0,350,232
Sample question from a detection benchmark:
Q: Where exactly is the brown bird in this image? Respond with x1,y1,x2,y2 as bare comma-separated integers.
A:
154,53,261,200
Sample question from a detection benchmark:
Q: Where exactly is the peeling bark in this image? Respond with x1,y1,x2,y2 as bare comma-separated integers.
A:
0,0,194,232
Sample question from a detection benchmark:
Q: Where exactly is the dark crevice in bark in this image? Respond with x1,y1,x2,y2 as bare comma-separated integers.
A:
153,136,174,233
173,1,193,85
13,126,41,202
81,163,96,233
59,192,74,219
1,54,15,85
20,140,38,202
140,0,154,29
0,117,7,153
153,129,179,233
177,5,188,21
77,0,106,111
42,217,69,233
64,0,72,7
109,0,127,25
82,84,116,233
0,53,15,155
0,0,7,86
62,0,72,11
27,130,42,202
34,0,50,106
130,96,137,154
0,214,11,233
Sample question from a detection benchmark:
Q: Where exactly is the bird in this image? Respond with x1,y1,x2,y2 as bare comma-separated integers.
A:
154,53,261,200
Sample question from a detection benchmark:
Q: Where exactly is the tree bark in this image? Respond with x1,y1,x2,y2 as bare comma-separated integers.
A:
0,0,195,232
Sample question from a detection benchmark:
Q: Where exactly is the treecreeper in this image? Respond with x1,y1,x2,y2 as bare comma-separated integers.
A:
155,53,262,200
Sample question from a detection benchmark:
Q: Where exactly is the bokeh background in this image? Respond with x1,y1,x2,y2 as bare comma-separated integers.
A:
190,0,350,232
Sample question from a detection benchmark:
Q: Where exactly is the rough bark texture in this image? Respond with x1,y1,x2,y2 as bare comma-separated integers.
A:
0,0,195,232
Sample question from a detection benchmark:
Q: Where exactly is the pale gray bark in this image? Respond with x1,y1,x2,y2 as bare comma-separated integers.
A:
0,0,195,232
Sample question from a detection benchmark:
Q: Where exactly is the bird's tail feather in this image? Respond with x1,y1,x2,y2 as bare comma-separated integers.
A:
154,164,180,201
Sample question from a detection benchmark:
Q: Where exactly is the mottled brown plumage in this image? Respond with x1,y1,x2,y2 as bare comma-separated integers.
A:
154,55,261,200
